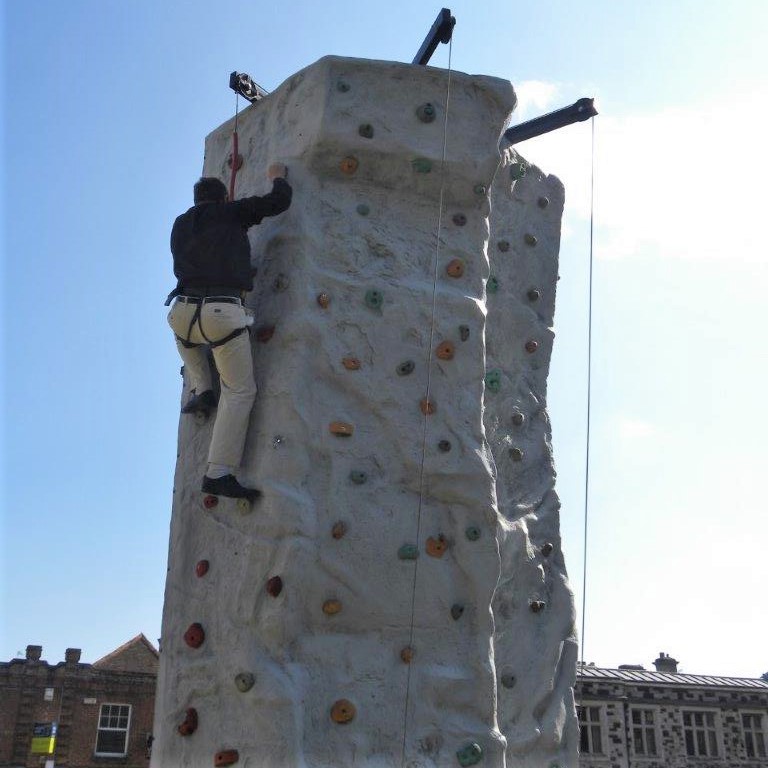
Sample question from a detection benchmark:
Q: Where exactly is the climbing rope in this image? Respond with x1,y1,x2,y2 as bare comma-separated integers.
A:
400,37,454,768
229,92,240,200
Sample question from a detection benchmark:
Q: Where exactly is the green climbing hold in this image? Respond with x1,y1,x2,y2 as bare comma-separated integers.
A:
416,103,436,123
509,447,524,462
358,123,374,139
524,233,538,246
411,157,432,174
451,604,464,620
500,673,516,688
485,370,501,393
349,470,367,485
497,240,510,253
398,544,419,560
487,276,499,294
356,203,370,216
396,360,415,376
459,325,470,342
438,440,452,453
465,526,481,542
337,80,350,92
365,289,383,310
456,743,483,767
473,184,486,196
510,162,527,180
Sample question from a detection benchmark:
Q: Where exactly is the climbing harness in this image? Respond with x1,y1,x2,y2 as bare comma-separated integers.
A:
174,295,247,350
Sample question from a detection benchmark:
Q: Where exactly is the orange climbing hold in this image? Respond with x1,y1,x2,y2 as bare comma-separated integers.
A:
446,258,465,278
400,646,414,663
436,341,455,361
332,521,348,539
331,699,356,724
420,397,436,416
342,357,361,370
317,292,331,308
323,599,342,615
195,560,210,578
426,534,448,558
178,708,198,736
340,156,359,175
214,750,239,766
329,421,354,437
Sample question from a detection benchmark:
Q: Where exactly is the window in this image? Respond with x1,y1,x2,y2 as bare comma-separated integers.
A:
631,708,658,756
682,710,719,757
742,712,767,759
95,704,131,757
577,705,604,755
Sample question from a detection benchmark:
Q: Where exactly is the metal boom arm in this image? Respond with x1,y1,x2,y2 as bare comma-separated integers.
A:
503,97,597,145
413,8,456,66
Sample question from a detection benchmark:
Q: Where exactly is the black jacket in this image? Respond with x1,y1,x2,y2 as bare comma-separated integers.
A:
170,178,292,292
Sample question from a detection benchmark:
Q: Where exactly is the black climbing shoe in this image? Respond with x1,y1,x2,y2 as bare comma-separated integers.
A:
201,474,261,502
182,390,217,414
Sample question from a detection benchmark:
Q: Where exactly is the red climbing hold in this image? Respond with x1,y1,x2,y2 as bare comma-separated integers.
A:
446,259,465,278
214,750,239,766
256,325,275,343
184,623,205,649
342,357,361,370
203,495,218,510
332,521,348,539
525,340,538,354
340,157,359,175
329,421,354,437
426,534,448,558
178,708,198,736
266,576,283,597
196,560,210,578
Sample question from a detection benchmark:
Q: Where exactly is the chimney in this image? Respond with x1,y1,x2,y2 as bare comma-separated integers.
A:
65,648,81,665
653,651,678,673
26,645,42,662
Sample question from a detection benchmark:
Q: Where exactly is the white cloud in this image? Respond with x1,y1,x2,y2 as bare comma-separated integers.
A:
617,418,657,440
513,80,559,121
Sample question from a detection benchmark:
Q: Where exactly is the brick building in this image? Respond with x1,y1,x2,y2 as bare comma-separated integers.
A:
0,636,158,768
576,652,768,767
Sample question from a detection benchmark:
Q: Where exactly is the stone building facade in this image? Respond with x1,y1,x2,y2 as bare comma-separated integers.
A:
575,653,768,768
0,636,157,768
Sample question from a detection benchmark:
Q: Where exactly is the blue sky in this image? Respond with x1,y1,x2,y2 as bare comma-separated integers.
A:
2,1,767,677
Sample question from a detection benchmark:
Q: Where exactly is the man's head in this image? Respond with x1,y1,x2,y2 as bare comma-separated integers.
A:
194,177,228,204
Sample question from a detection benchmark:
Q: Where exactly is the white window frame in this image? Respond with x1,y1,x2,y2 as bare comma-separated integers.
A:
577,703,607,756
629,705,663,760
741,710,767,760
681,708,722,758
94,702,132,758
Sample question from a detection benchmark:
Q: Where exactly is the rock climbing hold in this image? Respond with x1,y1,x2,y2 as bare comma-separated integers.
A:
214,750,239,766
459,325,470,342
411,157,432,173
487,276,499,293
195,560,210,578
426,534,448,558
203,495,218,510
465,526,481,541
537,196,550,209
178,708,198,736
420,397,436,415
337,80,350,92
452,213,467,226
524,233,538,246
329,421,354,437
436,341,455,361
527,288,540,302
356,203,370,216
266,576,283,598
234,672,255,692
456,742,483,767
484,370,501,393
340,156,359,175
510,162,527,180
358,123,374,139
500,673,516,688
342,357,361,370
349,470,367,485
398,544,419,560
331,699,356,724
438,439,452,452
400,646,414,663
451,604,464,620
397,360,415,376
473,184,487,196
541,542,554,557
530,600,546,613
323,599,342,615
256,325,275,343
317,292,331,309
227,153,243,171
525,340,538,354
273,273,290,292
446,259,465,278
511,411,525,427
332,521,348,540
364,289,383,310
497,240,510,253
416,103,437,123
509,447,524,462
183,623,205,649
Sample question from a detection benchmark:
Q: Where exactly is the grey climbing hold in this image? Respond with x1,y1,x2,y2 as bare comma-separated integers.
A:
358,123,374,139
452,213,467,226
509,447,524,462
397,360,415,376
511,411,525,426
459,325,470,342
485,370,501,393
527,288,540,302
541,542,554,557
451,604,464,620
234,672,255,692
530,600,546,613
398,544,419,560
510,162,527,180
356,203,370,216
487,276,499,294
524,233,538,246
416,103,436,123
465,526,481,541
456,743,483,767
337,80,350,92
497,240,510,252
365,289,383,310
538,196,550,208
438,440,452,453
411,157,432,173
273,273,290,292
473,184,486,196
349,470,367,485
500,673,516,688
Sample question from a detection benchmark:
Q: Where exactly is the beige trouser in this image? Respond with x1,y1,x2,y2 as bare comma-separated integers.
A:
168,299,257,469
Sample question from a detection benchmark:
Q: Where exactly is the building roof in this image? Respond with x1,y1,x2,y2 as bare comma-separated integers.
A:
578,665,768,690
92,633,158,674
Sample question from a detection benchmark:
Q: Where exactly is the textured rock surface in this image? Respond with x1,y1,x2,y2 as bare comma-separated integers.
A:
153,55,577,768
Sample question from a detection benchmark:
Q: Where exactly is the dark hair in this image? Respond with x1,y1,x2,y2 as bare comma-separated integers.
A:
193,177,228,204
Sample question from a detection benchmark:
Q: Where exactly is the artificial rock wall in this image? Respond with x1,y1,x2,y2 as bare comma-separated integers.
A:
153,56,577,768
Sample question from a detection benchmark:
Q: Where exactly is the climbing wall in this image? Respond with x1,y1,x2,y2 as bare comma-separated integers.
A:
153,55,577,768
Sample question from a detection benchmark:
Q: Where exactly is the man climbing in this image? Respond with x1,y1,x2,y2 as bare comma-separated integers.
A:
166,164,292,501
